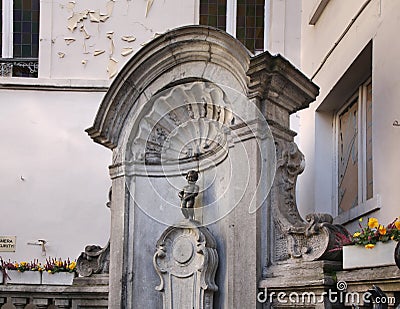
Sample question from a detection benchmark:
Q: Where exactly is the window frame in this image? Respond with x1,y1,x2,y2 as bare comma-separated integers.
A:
200,0,270,54
333,77,378,224
1,0,13,58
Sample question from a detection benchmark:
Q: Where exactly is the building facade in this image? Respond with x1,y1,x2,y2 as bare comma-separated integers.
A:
297,0,400,231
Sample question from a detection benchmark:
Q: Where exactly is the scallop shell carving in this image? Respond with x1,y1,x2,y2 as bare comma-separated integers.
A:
130,82,233,166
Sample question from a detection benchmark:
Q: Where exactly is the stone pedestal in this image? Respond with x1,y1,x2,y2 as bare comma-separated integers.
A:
259,261,342,308
336,266,400,307
154,220,218,309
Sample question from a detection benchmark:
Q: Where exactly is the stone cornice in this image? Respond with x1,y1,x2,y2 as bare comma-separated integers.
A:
247,52,320,114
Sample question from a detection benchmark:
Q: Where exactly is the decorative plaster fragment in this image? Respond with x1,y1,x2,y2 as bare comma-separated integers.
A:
121,47,133,57
82,59,88,65
94,50,106,56
106,1,115,16
145,0,154,17
89,11,101,23
100,14,109,22
64,38,76,45
107,31,115,56
107,58,118,79
66,1,75,11
83,40,90,54
67,10,89,31
57,52,66,58
80,25,91,39
95,0,115,23
121,35,136,42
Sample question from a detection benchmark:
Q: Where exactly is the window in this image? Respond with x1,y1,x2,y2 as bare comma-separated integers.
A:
199,0,227,31
315,41,374,223
0,0,39,78
236,0,264,53
336,79,373,215
199,0,266,54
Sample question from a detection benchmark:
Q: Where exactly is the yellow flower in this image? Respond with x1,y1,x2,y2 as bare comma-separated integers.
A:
365,244,375,249
359,218,363,222
378,225,387,235
391,235,395,240
353,232,361,237
368,217,379,229
68,261,76,270
48,270,52,273
395,220,400,230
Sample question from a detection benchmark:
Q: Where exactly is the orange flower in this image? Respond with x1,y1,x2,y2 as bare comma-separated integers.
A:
378,225,386,235
365,244,375,249
395,220,400,230
368,217,379,229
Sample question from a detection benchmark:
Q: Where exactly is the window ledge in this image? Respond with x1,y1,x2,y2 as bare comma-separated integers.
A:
333,194,381,225
0,77,110,92
309,0,330,25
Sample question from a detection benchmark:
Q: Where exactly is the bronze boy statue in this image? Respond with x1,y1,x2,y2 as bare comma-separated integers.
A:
178,170,199,220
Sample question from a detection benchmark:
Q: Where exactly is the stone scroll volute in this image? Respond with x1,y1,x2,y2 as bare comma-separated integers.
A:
270,140,350,262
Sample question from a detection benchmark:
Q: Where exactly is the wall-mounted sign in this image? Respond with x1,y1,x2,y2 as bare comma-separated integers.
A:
0,236,16,252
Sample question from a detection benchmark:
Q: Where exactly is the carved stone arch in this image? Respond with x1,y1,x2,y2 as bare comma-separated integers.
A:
86,26,251,153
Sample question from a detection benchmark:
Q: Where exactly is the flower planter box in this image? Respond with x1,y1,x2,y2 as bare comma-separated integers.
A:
343,241,397,270
42,272,75,285
5,270,41,285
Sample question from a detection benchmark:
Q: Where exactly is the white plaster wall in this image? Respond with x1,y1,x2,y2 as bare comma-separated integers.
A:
39,0,198,80
268,0,301,68
300,0,369,78
0,90,111,263
297,0,400,228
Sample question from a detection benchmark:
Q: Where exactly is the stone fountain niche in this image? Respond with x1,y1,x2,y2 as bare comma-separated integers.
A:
86,26,347,308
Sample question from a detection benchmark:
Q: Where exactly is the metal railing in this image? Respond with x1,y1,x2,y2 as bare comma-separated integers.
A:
0,58,39,78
